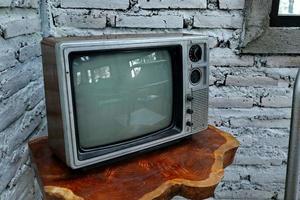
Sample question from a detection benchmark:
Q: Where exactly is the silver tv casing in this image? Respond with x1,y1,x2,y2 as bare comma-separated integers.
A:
43,34,209,169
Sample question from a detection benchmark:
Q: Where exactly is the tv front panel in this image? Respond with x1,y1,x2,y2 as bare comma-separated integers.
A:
41,34,209,169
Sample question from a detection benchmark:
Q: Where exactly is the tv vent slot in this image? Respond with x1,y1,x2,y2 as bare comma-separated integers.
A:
191,88,208,132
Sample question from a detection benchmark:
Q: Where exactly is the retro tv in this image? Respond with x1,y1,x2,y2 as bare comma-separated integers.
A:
41,34,209,169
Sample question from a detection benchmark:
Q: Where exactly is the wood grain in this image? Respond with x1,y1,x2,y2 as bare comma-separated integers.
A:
29,126,239,200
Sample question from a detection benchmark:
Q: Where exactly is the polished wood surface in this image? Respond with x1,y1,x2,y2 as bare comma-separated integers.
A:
29,126,239,200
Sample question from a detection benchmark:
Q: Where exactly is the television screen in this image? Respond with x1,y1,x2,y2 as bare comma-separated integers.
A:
70,49,173,148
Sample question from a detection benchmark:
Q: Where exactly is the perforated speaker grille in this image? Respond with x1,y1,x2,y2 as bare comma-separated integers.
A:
191,88,209,132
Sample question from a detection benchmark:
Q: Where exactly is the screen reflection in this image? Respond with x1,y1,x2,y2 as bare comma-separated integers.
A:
71,49,173,148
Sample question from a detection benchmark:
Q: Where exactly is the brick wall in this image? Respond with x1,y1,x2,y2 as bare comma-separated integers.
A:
1,0,300,199
0,1,45,199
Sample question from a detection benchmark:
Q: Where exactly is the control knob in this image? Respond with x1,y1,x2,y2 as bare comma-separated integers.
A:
187,109,194,114
186,121,193,127
187,94,194,101
189,44,202,62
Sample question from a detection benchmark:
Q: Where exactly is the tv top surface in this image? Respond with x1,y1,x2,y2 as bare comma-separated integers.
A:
42,33,207,46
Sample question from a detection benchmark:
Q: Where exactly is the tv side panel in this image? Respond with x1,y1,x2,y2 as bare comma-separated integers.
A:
41,39,67,163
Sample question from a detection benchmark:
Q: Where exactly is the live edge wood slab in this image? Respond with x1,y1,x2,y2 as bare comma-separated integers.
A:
29,125,239,200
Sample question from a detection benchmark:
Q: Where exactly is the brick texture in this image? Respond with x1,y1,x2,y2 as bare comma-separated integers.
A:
139,0,207,9
116,15,183,28
61,0,129,9
194,11,243,29
219,0,245,10
1,0,300,199
0,4,44,200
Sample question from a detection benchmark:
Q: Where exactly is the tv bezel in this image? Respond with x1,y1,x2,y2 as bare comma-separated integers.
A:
68,45,184,160
53,36,208,168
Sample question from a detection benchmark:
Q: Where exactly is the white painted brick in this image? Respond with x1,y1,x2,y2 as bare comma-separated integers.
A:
11,0,39,8
194,12,243,29
139,0,207,9
261,96,292,108
210,48,254,66
0,0,38,8
2,101,45,155
210,107,291,120
1,17,41,38
265,56,300,68
54,13,107,29
116,15,183,29
0,80,43,132
215,189,274,199
0,0,11,7
26,82,44,110
186,29,234,42
222,168,241,182
0,97,24,130
235,128,289,148
0,33,42,51
234,147,286,166
226,75,278,87
261,66,296,83
0,68,31,99
251,167,286,184
0,58,42,99
210,85,293,102
0,145,29,192
210,96,253,108
222,165,273,183
230,118,290,129
0,48,18,71
278,79,291,88
61,0,129,9
18,43,41,62
1,161,35,199
219,0,245,10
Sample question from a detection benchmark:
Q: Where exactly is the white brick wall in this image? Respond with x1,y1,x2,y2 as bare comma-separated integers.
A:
0,0,39,8
116,15,183,28
0,48,18,71
0,15,41,38
1,0,300,199
210,48,253,66
219,0,245,10
54,12,107,29
61,0,129,10
139,0,207,9
194,11,243,29
0,3,44,200
226,75,278,87
0,0,11,7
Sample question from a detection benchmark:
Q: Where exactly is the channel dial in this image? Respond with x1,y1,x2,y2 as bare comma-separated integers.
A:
189,45,202,62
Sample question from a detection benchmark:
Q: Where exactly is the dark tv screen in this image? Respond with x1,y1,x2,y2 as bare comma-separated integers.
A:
70,49,173,148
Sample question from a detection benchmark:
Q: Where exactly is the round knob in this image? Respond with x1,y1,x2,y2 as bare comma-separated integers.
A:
187,95,194,101
189,44,202,62
190,68,202,85
186,121,193,127
186,109,194,114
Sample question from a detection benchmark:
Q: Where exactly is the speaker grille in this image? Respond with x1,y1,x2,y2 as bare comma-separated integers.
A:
191,88,208,132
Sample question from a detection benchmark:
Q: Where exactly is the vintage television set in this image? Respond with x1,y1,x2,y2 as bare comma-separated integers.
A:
41,34,209,169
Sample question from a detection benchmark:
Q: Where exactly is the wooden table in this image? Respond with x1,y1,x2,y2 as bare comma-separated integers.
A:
29,125,239,200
